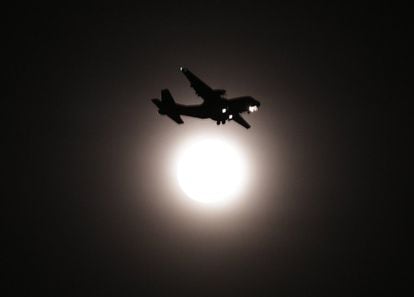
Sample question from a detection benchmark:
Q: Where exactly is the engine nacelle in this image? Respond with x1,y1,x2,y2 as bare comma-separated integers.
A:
213,89,226,96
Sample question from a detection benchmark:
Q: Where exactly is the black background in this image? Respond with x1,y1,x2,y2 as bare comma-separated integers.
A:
8,2,393,296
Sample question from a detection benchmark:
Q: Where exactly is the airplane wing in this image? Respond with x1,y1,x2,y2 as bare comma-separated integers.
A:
180,67,216,101
232,114,251,129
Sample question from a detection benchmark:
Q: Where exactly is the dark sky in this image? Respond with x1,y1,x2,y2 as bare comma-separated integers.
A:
8,2,393,296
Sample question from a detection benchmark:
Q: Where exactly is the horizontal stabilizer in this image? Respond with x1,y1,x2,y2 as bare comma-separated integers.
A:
167,113,184,124
151,98,162,108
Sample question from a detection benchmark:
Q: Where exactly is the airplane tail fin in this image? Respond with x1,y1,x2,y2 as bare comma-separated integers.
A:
161,89,175,105
151,89,184,124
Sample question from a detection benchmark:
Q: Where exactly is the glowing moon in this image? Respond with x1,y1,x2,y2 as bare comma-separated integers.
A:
176,138,247,205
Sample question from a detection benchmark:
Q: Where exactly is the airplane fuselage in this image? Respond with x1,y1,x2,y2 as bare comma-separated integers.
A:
174,96,258,123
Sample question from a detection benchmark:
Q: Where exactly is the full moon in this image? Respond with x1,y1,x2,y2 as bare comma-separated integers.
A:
176,138,247,205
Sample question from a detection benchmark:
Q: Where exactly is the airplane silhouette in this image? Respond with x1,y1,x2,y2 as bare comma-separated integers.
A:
151,67,260,129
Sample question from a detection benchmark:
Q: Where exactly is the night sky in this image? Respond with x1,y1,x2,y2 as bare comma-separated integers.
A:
9,2,392,296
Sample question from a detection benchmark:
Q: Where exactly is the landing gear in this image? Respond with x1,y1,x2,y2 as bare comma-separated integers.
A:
216,120,226,125
216,121,220,125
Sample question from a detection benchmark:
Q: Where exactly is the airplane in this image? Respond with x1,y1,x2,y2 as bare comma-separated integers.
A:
151,67,260,129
